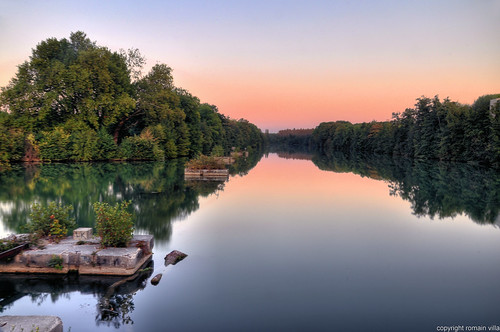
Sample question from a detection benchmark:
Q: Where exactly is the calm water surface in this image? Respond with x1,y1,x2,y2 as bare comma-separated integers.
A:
0,153,499,331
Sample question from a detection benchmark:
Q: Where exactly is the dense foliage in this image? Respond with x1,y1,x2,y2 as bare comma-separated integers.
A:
93,201,134,247
0,32,264,163
185,155,226,170
28,202,76,242
267,129,314,151
312,95,500,167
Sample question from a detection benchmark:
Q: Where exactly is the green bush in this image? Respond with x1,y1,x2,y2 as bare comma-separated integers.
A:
0,127,25,163
119,135,164,160
39,127,72,161
0,238,18,252
97,128,119,159
28,202,76,242
48,255,63,270
211,145,224,157
69,128,99,161
93,201,134,247
185,154,225,170
164,139,178,159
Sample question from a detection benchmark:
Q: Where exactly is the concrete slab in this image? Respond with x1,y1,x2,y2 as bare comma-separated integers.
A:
0,235,153,276
132,234,154,253
0,315,63,332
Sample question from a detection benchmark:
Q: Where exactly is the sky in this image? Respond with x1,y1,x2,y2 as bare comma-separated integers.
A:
0,0,499,132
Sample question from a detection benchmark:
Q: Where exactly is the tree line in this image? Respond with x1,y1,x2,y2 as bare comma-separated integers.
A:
0,32,264,163
266,128,314,152
310,94,500,167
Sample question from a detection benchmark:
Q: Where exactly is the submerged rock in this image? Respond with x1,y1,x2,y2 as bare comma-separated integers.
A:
151,273,162,285
164,250,187,266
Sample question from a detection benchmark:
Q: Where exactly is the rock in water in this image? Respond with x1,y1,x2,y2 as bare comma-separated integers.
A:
165,250,187,266
151,273,162,285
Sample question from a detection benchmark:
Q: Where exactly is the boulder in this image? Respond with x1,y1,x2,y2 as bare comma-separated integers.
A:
151,273,162,285
164,250,187,266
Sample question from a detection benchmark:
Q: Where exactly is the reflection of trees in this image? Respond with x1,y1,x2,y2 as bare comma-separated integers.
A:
228,151,263,177
311,152,500,225
0,262,153,328
0,161,198,240
97,293,135,328
0,153,262,240
96,265,152,328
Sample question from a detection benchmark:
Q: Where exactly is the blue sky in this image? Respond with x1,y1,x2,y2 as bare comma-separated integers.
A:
1,0,499,131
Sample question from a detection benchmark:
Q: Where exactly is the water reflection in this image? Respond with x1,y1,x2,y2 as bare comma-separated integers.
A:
0,262,153,328
0,152,262,240
311,152,500,225
0,152,499,331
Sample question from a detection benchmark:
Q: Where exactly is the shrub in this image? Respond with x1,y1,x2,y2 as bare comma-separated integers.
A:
39,127,71,161
69,128,99,161
164,139,178,159
28,202,76,242
185,154,225,170
93,201,134,247
48,255,63,270
0,127,25,163
211,145,224,157
119,135,164,161
0,238,18,252
96,128,118,159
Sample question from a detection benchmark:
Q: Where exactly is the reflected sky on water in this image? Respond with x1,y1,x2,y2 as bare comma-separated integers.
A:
1,153,499,331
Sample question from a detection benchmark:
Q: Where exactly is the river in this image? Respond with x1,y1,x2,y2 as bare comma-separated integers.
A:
0,153,499,331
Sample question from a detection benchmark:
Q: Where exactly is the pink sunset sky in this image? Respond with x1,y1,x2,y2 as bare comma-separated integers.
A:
0,0,499,132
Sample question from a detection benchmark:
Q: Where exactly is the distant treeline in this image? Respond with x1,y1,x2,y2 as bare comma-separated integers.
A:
0,32,264,163
270,94,500,167
267,128,314,150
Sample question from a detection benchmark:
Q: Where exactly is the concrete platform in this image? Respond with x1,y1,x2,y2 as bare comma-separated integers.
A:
0,235,153,276
184,168,229,181
0,315,62,332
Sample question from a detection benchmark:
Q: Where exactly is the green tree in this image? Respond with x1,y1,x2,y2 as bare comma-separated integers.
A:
0,31,265,162
1,32,134,134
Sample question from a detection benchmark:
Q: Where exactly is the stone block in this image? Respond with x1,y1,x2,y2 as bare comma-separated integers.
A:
95,247,142,269
132,235,154,252
0,315,63,332
73,228,93,241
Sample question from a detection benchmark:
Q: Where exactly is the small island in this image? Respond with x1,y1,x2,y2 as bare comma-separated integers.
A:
184,155,230,180
0,229,153,276
0,201,153,276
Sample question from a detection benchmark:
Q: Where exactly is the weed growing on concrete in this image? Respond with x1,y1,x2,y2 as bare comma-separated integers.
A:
0,238,18,252
48,255,63,270
93,201,134,247
28,202,76,242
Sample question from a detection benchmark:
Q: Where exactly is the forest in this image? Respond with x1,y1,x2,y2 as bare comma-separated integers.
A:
0,32,264,163
266,128,314,152
269,94,500,168
312,95,500,167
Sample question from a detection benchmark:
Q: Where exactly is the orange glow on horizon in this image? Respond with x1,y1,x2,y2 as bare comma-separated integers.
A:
0,2,499,132
175,64,499,131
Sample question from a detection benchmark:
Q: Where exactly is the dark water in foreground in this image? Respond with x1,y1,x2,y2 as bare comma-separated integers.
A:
0,153,499,331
